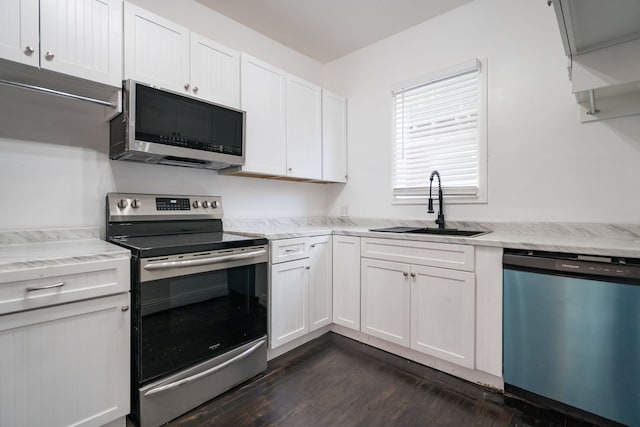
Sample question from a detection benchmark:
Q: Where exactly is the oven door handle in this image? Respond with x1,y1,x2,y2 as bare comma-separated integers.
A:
143,249,267,271
143,339,266,397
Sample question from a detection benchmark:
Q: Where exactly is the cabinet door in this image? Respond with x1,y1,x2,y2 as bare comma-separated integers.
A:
123,1,189,93
322,90,347,182
270,258,309,348
361,258,411,347
40,0,122,86
189,32,240,107
286,74,321,179
0,293,130,427
308,235,332,331
240,54,287,176
332,235,361,330
410,265,475,368
0,0,38,67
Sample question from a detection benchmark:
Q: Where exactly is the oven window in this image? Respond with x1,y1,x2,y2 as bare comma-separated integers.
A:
139,263,267,384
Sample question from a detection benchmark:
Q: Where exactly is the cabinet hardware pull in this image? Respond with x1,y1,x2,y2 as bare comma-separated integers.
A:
193,86,198,93
26,282,65,292
310,244,316,248
0,79,117,107
410,273,416,278
184,83,190,90
284,249,298,253
403,272,408,277
305,266,310,270
24,46,35,56
121,305,129,312
44,52,54,61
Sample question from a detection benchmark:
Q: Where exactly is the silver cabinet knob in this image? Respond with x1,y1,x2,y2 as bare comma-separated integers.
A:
403,272,409,277
121,305,129,312
117,198,128,209
288,167,292,172
410,273,416,278
193,86,198,93
305,266,310,270
45,52,54,61
24,46,35,56
131,199,141,209
202,201,210,208
184,83,190,90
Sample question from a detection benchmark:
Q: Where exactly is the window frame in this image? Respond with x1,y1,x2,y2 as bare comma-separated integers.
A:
390,58,488,206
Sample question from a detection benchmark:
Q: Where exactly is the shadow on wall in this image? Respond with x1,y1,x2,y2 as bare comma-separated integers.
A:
606,114,640,153
0,84,109,153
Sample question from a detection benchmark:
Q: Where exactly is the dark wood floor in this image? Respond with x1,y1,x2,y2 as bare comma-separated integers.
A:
166,333,600,427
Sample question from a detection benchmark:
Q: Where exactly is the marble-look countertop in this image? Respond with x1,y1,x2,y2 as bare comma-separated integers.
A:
224,217,640,258
0,228,130,274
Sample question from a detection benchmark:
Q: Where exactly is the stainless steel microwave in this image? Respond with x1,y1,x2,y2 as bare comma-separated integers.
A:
109,80,245,170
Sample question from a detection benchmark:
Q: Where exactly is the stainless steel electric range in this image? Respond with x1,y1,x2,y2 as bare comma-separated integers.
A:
106,193,268,427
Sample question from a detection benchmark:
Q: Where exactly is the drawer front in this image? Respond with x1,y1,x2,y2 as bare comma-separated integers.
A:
361,237,474,272
271,238,309,263
0,258,130,315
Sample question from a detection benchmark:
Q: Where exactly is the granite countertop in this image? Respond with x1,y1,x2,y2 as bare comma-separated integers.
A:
0,228,130,274
224,218,640,259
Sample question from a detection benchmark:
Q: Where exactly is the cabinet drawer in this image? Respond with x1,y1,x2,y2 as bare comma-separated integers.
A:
271,238,309,263
0,258,129,315
361,237,474,272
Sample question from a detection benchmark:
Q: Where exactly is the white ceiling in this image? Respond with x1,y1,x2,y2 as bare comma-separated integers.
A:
195,0,474,63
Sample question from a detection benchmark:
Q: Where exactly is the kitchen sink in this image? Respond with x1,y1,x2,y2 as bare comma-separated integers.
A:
369,226,488,237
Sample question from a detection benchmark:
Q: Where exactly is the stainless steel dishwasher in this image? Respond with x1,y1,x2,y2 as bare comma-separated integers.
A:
503,249,640,427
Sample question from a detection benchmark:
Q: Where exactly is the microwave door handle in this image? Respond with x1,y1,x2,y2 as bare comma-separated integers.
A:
143,249,267,271
143,339,266,397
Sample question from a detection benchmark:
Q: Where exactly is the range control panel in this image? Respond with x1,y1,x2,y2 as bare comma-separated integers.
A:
107,192,223,221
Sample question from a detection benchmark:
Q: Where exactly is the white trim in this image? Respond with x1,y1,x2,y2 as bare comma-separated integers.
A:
391,59,481,94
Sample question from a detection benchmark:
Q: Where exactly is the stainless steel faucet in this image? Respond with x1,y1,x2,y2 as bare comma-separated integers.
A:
428,171,445,229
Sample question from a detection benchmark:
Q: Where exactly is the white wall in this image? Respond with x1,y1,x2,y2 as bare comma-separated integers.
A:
323,0,640,224
0,0,328,232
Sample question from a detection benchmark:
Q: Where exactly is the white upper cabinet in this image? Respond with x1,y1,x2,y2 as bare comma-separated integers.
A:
124,2,190,93
40,0,122,86
123,2,240,106
0,0,122,87
0,0,38,67
286,75,322,180
240,53,287,176
190,33,240,108
551,0,640,121
322,90,348,183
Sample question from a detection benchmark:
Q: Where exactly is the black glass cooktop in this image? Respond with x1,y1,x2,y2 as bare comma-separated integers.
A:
110,232,267,258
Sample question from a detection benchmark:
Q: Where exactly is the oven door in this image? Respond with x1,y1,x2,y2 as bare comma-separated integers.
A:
137,245,268,385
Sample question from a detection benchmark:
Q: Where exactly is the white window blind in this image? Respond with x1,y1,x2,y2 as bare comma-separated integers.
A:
392,59,483,202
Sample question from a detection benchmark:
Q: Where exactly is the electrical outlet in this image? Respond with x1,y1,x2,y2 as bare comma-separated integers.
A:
340,205,349,216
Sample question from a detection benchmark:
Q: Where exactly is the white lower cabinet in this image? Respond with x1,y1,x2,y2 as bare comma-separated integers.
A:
308,236,332,331
360,258,410,347
271,258,309,348
270,235,332,349
360,237,476,370
332,235,361,330
0,293,130,427
410,264,475,369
